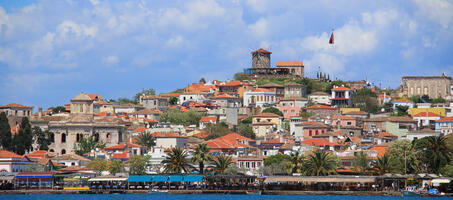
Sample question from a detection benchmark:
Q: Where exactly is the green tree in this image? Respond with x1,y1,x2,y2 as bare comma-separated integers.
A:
212,155,233,174
160,108,201,126
353,90,379,113
130,155,150,175
109,159,125,175
387,140,419,174
162,147,191,173
395,105,409,116
264,154,290,166
224,165,246,175
414,136,451,174
204,122,232,139
134,88,156,104
87,158,108,175
49,106,66,113
117,97,135,104
287,151,304,174
32,126,54,150
240,117,252,124
25,163,45,172
304,151,339,176
0,112,12,150
299,111,315,118
168,96,178,105
74,136,106,156
12,117,33,155
237,124,254,139
234,72,251,81
259,162,289,175
431,98,447,104
191,143,212,174
262,107,283,117
353,151,371,174
135,132,155,149
373,153,392,175
440,164,453,177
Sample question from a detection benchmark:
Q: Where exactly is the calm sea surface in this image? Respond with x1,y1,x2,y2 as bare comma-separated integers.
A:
1,194,451,200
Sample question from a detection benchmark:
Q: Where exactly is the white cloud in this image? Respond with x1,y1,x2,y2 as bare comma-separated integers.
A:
103,55,119,66
166,35,184,47
248,18,268,38
56,20,98,41
413,0,453,29
305,53,344,75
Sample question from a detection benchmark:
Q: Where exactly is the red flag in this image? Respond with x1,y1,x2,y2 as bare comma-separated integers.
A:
329,32,334,44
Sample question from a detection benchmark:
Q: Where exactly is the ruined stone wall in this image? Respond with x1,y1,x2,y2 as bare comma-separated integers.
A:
401,77,451,98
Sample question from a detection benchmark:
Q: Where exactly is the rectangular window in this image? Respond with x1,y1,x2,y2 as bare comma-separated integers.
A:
309,130,312,136
246,162,250,168
252,162,255,168
347,122,352,125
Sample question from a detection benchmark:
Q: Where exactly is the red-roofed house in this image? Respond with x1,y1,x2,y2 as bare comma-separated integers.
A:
209,94,241,108
378,93,392,105
103,142,147,160
243,88,276,107
0,150,33,172
300,138,341,151
294,121,330,139
0,103,33,117
304,105,338,118
205,132,255,155
331,86,353,107
412,112,441,128
392,98,415,109
331,115,356,127
199,116,217,129
86,94,103,101
435,117,453,135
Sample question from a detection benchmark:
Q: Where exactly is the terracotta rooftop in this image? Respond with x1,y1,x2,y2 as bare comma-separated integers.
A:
0,150,22,158
253,112,280,118
309,92,329,95
252,88,274,93
53,154,90,162
332,86,352,91
133,127,147,133
200,116,217,122
210,94,238,99
437,117,453,122
86,94,103,101
392,98,414,103
276,61,303,67
206,133,254,150
0,103,32,109
104,142,144,150
368,146,387,157
301,138,340,146
251,48,272,54
413,112,441,117
305,105,336,109
151,132,185,138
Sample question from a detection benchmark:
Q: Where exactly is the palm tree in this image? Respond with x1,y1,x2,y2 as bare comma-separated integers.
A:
162,147,191,173
374,153,391,175
191,143,212,174
212,155,233,174
304,151,339,176
287,151,304,174
109,159,125,175
135,132,156,149
418,136,451,174
353,151,371,174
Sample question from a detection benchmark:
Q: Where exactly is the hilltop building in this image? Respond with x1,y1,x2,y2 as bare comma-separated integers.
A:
243,48,304,79
400,73,452,99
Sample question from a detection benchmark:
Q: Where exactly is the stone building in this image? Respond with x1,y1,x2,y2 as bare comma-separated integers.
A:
252,48,271,69
400,74,452,99
276,61,304,77
284,82,306,98
31,93,125,155
0,103,33,117
141,95,168,110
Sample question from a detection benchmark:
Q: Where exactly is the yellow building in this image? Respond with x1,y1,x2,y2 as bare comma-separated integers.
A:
409,108,446,117
340,108,360,114
252,113,282,138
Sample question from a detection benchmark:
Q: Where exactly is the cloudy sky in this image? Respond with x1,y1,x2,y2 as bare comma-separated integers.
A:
1,0,453,109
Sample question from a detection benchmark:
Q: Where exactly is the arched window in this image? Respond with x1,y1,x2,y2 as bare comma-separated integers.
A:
61,133,66,143
49,149,54,152
61,149,66,155
106,133,111,139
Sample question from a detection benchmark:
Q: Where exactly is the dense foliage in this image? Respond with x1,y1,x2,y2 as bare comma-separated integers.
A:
160,108,202,126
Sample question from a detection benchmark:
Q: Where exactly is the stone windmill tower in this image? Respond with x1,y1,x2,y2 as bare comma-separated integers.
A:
251,48,272,69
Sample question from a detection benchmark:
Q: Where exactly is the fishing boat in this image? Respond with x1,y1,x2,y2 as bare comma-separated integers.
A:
401,186,420,196
148,189,168,194
246,190,262,195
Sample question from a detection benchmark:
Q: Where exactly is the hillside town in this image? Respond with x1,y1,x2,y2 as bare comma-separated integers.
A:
0,48,452,195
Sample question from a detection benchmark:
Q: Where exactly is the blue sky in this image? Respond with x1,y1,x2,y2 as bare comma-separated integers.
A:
1,0,453,110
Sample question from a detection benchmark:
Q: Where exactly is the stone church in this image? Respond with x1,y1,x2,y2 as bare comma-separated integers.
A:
400,73,452,99
32,93,126,155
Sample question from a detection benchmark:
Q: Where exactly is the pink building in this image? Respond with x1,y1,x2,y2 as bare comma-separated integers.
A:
331,115,356,127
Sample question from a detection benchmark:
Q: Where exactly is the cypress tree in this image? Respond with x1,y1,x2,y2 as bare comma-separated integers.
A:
12,117,33,155
0,112,12,150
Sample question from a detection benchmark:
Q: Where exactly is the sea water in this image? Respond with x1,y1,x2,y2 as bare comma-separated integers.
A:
1,194,451,200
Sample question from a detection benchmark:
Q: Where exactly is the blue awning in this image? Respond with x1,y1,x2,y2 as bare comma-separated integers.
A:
168,176,183,182
151,176,168,182
128,176,153,182
183,176,203,182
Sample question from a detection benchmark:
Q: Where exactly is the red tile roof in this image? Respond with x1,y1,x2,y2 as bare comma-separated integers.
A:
86,94,103,101
200,116,217,122
305,105,336,109
112,151,130,159
211,94,238,99
143,118,158,123
437,117,453,122
368,146,387,157
134,127,147,133
392,98,413,103
413,112,441,117
223,80,242,86
26,150,49,159
332,87,352,91
262,138,283,144
276,61,303,67
301,139,340,146
252,88,273,93
253,112,280,118
251,48,272,54
0,103,32,109
0,150,22,158
192,131,211,139
95,112,108,116
206,132,255,150
376,132,397,138
151,132,185,138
